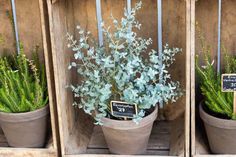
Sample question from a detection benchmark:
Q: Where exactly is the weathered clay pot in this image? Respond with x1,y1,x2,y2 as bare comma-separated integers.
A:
199,102,236,154
0,105,49,148
101,107,158,155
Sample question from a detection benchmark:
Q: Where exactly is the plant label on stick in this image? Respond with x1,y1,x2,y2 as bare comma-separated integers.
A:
110,101,138,120
221,74,236,114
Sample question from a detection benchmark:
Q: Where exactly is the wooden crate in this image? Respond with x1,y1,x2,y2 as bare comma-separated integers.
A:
0,0,59,156
191,0,236,157
47,0,191,156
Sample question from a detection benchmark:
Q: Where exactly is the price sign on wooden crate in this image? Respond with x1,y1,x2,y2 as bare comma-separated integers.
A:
110,101,138,120
222,74,236,113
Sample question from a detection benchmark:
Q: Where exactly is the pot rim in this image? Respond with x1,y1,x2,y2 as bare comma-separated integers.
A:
199,101,236,129
101,106,158,130
0,104,49,123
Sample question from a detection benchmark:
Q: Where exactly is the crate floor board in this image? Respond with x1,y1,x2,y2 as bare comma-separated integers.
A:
87,121,170,155
0,131,53,148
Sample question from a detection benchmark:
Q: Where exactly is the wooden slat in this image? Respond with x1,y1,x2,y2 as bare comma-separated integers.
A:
0,131,54,147
38,0,59,153
86,148,169,155
169,115,185,156
0,132,56,156
185,0,191,157
0,148,56,157
190,0,196,156
47,0,94,155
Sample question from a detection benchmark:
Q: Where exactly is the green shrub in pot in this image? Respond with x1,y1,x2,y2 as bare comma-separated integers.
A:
196,54,236,119
196,35,236,153
67,2,182,154
0,45,49,148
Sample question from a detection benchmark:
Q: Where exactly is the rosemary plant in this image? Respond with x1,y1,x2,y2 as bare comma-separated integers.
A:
195,24,236,119
0,46,48,113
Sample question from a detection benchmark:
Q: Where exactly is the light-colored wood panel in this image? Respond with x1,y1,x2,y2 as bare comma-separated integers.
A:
169,114,185,156
185,0,191,157
191,0,196,156
38,0,60,153
47,0,94,155
0,148,56,157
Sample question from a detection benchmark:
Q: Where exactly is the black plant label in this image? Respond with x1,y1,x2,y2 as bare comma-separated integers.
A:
222,74,236,92
110,101,137,119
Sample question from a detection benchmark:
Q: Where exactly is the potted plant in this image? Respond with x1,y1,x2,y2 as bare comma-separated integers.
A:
0,46,49,148
67,2,182,155
196,48,236,153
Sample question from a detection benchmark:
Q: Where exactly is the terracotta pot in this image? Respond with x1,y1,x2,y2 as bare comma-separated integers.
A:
199,102,236,154
0,105,49,148
101,107,158,155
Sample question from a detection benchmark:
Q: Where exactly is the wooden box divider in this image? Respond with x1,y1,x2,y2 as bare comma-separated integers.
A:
47,0,191,156
191,0,236,156
0,0,60,156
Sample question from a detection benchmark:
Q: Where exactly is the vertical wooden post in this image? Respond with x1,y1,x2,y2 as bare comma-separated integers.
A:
190,0,196,156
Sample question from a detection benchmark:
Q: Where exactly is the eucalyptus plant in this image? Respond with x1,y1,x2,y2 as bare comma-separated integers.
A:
0,45,48,113
67,2,182,125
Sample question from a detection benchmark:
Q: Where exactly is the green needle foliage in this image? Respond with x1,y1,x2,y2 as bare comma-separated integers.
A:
196,54,236,119
0,45,48,113
195,24,236,119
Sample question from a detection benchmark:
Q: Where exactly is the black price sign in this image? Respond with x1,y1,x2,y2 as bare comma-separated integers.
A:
110,101,138,119
222,74,236,92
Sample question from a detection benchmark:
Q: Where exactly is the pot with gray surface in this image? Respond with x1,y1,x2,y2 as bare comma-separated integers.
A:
0,105,49,148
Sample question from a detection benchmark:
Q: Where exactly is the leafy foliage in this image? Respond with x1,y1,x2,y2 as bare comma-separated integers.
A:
0,45,48,113
67,2,182,124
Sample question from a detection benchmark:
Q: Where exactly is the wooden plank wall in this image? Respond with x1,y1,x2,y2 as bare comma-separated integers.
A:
195,0,236,64
0,0,44,60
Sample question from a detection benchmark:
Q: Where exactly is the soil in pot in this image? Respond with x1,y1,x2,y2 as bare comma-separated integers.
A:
199,102,236,154
0,104,49,148
101,107,158,155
